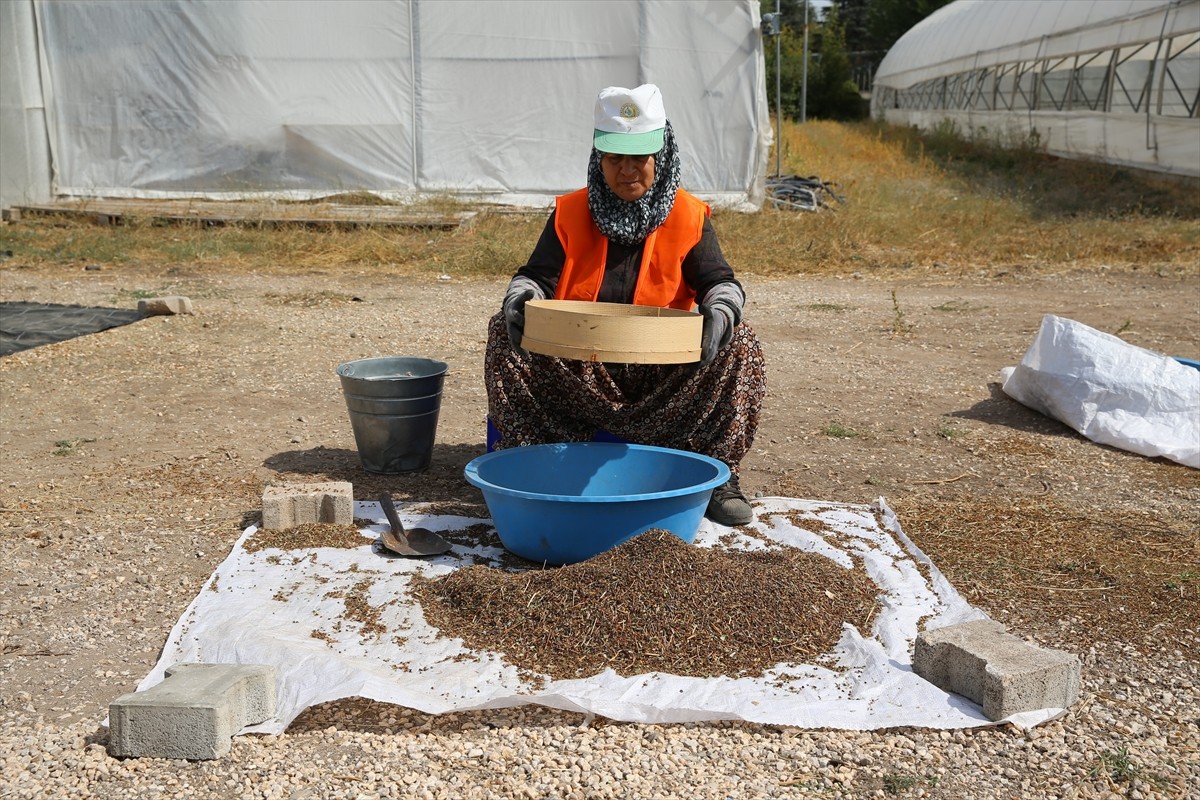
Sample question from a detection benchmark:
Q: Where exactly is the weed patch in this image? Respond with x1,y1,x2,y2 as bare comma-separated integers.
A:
53,437,96,456
822,422,859,439
889,289,914,336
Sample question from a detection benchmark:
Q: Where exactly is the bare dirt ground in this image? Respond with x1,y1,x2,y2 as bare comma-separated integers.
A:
1,259,1197,798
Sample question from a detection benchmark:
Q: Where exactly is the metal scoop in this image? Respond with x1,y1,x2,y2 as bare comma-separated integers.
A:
376,491,452,557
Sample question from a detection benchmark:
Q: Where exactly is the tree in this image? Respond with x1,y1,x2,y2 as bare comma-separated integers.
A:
836,0,885,92
806,9,868,120
761,0,823,32
835,0,872,54
762,0,958,117
763,23,808,117
762,1,867,121
866,0,956,53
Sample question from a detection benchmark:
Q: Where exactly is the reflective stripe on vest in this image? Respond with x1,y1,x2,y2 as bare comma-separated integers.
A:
552,188,709,310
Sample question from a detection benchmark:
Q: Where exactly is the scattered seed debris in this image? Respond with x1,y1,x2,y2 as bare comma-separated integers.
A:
342,578,390,641
245,522,372,553
412,528,880,680
406,501,491,518
785,510,839,536
436,523,500,549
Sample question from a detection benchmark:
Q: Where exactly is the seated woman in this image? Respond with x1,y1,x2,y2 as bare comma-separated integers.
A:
483,83,767,526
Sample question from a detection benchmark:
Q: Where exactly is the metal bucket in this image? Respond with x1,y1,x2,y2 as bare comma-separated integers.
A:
336,356,448,473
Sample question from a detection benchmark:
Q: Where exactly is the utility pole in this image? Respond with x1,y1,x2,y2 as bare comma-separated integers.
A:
774,0,782,175
801,1,809,124
763,2,783,176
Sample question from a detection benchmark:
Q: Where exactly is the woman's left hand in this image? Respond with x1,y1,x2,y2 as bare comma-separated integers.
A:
699,302,735,365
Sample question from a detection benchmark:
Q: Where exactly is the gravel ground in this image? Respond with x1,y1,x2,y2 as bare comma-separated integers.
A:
1,262,1197,799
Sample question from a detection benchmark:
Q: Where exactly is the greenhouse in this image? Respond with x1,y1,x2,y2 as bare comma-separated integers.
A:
0,0,771,211
871,0,1199,177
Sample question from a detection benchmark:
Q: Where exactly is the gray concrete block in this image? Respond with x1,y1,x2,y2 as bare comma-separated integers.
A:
108,663,276,760
261,481,353,529
137,295,194,315
913,619,1081,720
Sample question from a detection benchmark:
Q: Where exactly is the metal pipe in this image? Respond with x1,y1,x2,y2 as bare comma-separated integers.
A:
775,0,782,175
801,1,809,124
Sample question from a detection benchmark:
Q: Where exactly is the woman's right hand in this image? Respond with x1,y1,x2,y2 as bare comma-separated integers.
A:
503,287,536,353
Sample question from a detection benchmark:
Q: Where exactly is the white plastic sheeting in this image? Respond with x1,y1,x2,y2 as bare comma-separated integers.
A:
131,497,1069,735
0,0,51,207
0,0,771,210
871,0,1200,177
876,1,1191,87
1002,315,1200,468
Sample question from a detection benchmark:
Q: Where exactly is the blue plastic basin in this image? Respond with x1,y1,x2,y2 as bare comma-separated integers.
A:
464,442,730,565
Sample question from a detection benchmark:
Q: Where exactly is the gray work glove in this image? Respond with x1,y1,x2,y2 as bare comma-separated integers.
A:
698,282,745,365
502,276,544,354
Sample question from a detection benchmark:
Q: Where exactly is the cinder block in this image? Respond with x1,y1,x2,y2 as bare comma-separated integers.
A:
108,663,276,760
261,481,353,529
913,619,1081,720
138,295,194,315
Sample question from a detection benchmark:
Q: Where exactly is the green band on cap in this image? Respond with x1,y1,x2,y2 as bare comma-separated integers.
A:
593,128,665,156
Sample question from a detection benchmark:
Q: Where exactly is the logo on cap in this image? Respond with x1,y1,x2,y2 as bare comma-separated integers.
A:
620,103,639,120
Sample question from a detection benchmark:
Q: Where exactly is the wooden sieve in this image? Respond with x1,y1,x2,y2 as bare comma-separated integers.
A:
522,299,702,364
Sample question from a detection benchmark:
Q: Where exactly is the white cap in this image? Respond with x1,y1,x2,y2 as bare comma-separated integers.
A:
593,84,667,155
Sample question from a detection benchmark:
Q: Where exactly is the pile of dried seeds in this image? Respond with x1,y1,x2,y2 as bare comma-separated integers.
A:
412,528,880,680
244,522,373,553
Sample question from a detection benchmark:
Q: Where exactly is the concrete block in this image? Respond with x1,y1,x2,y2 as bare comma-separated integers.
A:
261,481,353,529
108,663,276,760
138,295,194,315
913,619,1081,720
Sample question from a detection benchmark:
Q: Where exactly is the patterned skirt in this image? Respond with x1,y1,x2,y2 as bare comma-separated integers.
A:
483,311,767,476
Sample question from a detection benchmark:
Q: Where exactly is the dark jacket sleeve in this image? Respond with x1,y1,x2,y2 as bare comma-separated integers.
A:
683,217,743,303
514,211,565,299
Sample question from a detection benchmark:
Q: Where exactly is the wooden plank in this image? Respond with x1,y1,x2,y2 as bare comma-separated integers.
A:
10,200,476,230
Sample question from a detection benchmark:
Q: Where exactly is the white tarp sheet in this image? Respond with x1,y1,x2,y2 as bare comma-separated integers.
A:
133,497,1067,734
1002,315,1200,468
4,0,770,210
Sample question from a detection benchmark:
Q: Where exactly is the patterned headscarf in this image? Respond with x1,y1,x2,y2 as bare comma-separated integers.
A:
586,119,681,246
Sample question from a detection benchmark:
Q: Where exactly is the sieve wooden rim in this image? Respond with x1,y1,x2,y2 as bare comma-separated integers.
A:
523,299,702,364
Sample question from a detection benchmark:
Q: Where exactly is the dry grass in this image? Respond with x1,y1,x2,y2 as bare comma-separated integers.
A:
3,120,1196,280
888,495,1200,659
715,120,1200,278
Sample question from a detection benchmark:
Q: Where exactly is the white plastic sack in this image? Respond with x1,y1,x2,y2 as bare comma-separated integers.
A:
1001,315,1200,468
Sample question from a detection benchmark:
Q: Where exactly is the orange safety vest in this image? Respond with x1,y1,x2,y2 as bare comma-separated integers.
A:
552,188,710,310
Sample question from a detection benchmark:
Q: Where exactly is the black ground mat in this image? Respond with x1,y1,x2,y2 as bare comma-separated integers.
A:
0,302,144,357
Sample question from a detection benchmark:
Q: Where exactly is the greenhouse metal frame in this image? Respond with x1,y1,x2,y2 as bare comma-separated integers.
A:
871,0,1200,177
